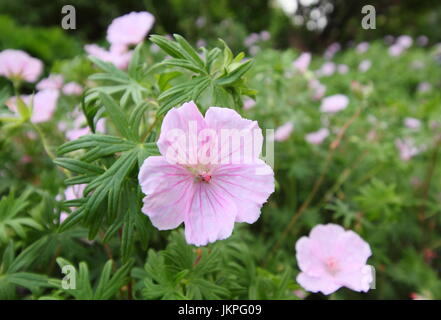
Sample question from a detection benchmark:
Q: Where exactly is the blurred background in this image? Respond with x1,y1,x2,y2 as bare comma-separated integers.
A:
1,0,441,63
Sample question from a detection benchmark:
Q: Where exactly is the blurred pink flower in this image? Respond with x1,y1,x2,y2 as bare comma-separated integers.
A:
85,44,132,69
317,61,336,77
274,122,294,142
337,64,349,74
260,30,271,41
295,224,373,295
138,102,274,246
324,42,341,59
61,184,87,222
416,35,429,47
396,35,413,49
358,59,372,72
305,128,329,145
417,82,431,93
404,117,421,130
6,90,59,123
243,98,256,110
320,94,349,113
63,82,83,95
356,42,369,54
65,116,106,141
293,52,311,73
244,33,260,47
309,79,326,100
106,11,155,47
36,74,64,90
0,49,43,82
388,44,404,57
395,138,420,161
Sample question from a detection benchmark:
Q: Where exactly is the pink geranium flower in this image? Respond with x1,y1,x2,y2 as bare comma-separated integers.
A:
243,98,256,110
63,82,83,96
274,122,294,142
337,64,349,74
61,184,87,222
293,52,311,73
320,94,349,113
0,49,43,82
356,42,369,54
404,117,421,130
138,102,274,246
106,11,155,47
295,224,373,295
305,128,329,145
36,74,64,90
65,114,106,140
6,90,59,123
309,79,326,100
395,138,420,161
85,44,132,70
317,61,336,77
358,59,372,72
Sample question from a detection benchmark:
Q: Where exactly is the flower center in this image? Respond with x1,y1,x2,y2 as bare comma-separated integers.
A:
324,257,340,275
186,165,213,183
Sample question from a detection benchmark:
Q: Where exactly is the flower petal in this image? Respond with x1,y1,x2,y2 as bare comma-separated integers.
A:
184,182,237,246
139,156,192,230
297,272,341,295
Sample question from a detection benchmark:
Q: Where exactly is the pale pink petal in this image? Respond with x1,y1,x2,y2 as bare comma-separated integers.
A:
184,182,237,246
106,11,155,46
274,122,294,142
320,94,349,113
210,159,274,223
36,74,64,90
297,273,341,295
138,156,190,230
0,49,43,82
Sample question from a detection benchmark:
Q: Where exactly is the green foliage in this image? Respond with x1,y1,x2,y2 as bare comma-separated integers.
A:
0,15,81,65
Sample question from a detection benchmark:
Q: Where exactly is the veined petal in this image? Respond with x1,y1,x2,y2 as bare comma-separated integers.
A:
184,182,237,246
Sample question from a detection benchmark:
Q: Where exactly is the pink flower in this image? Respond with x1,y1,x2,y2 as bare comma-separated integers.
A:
396,35,413,49
295,224,373,295
388,44,404,57
138,102,274,246
274,122,294,142
0,49,43,82
61,184,87,222
243,98,256,110
293,53,311,73
260,30,271,41
63,82,83,95
404,117,421,130
36,74,64,90
416,35,429,47
244,33,260,47
305,128,329,145
320,94,349,113
317,62,336,77
358,59,371,72
356,42,369,54
395,138,420,161
337,64,349,74
309,80,326,100
106,11,155,47
417,82,431,93
65,115,106,140
324,42,341,59
6,90,59,123
85,44,132,70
